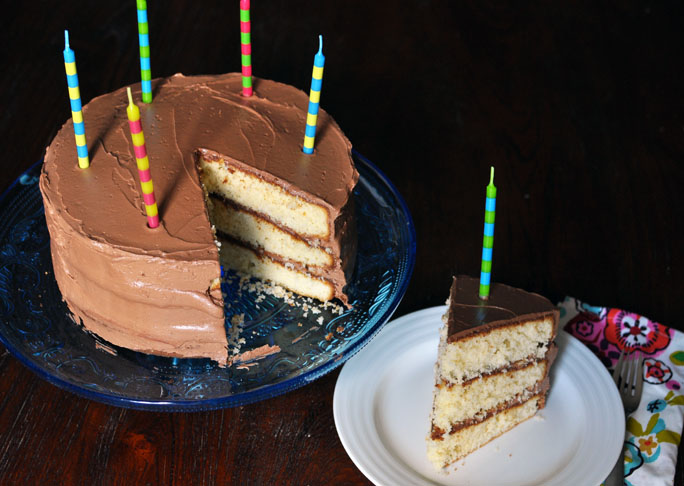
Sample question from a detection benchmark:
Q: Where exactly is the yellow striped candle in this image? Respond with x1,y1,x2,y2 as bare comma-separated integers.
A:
63,30,89,169
126,87,159,228
303,35,325,154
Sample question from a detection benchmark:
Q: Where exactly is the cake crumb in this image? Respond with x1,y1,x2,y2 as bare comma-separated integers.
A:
235,362,258,370
325,332,333,341
95,341,118,356
292,325,319,344
232,271,347,317
231,343,281,365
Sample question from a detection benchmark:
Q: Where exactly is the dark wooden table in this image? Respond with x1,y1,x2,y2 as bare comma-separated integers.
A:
2,1,683,484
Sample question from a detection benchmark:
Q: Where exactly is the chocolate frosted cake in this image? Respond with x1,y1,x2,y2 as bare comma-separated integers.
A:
427,275,559,468
40,73,358,365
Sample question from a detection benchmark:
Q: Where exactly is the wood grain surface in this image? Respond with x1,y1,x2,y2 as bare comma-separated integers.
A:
1,0,682,484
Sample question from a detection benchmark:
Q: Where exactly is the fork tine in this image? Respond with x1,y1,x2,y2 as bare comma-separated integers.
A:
613,350,625,384
625,351,636,395
633,351,644,400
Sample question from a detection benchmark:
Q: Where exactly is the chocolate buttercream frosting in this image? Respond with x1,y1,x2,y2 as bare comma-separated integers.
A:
40,73,357,364
446,275,559,342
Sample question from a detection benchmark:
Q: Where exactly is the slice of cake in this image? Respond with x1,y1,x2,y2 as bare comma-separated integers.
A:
427,275,559,468
39,73,358,365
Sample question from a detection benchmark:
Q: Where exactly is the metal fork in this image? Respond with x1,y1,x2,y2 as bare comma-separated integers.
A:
604,350,645,486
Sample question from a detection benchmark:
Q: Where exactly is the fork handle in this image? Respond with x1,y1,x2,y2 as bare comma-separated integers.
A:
604,450,623,485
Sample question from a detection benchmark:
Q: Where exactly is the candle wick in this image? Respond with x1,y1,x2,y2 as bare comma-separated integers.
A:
489,166,495,185
127,87,133,106
64,30,70,49
318,35,323,54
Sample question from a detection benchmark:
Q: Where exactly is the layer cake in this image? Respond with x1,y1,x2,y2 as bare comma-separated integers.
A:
40,73,358,365
427,276,558,468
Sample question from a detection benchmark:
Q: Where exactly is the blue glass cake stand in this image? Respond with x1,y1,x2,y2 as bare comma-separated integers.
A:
0,151,416,411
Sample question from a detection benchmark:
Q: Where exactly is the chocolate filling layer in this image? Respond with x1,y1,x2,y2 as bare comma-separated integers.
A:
208,193,329,255
438,343,557,388
430,390,548,440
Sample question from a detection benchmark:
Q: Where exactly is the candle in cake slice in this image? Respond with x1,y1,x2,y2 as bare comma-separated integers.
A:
479,166,496,300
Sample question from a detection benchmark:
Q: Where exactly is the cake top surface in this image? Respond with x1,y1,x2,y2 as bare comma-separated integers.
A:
446,275,557,341
41,73,356,260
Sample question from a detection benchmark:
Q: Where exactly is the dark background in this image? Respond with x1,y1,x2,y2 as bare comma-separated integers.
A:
1,0,683,484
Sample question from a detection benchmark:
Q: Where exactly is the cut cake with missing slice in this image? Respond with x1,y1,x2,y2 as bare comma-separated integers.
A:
427,275,559,468
40,73,358,366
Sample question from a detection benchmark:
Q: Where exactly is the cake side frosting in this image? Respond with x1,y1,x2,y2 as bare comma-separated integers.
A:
40,73,358,363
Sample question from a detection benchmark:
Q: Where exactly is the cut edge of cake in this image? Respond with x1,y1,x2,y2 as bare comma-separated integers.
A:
197,148,356,305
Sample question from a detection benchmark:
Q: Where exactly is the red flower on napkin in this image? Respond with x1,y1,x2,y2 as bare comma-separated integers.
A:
564,303,673,368
604,309,672,356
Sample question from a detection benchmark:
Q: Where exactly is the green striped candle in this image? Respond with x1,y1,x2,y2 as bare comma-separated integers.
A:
137,0,152,103
479,167,497,299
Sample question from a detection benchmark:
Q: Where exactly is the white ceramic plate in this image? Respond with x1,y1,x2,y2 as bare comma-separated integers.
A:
334,306,624,486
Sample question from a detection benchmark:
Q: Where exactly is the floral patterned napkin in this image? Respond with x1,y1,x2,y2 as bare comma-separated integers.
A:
559,297,683,486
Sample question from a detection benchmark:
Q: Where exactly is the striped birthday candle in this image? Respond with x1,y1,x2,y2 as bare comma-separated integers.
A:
137,0,152,103
240,0,252,96
479,166,497,300
303,35,325,155
126,87,159,228
63,30,89,169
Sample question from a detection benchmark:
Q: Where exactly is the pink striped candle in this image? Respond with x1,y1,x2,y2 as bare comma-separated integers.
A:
240,0,252,96
126,87,159,228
